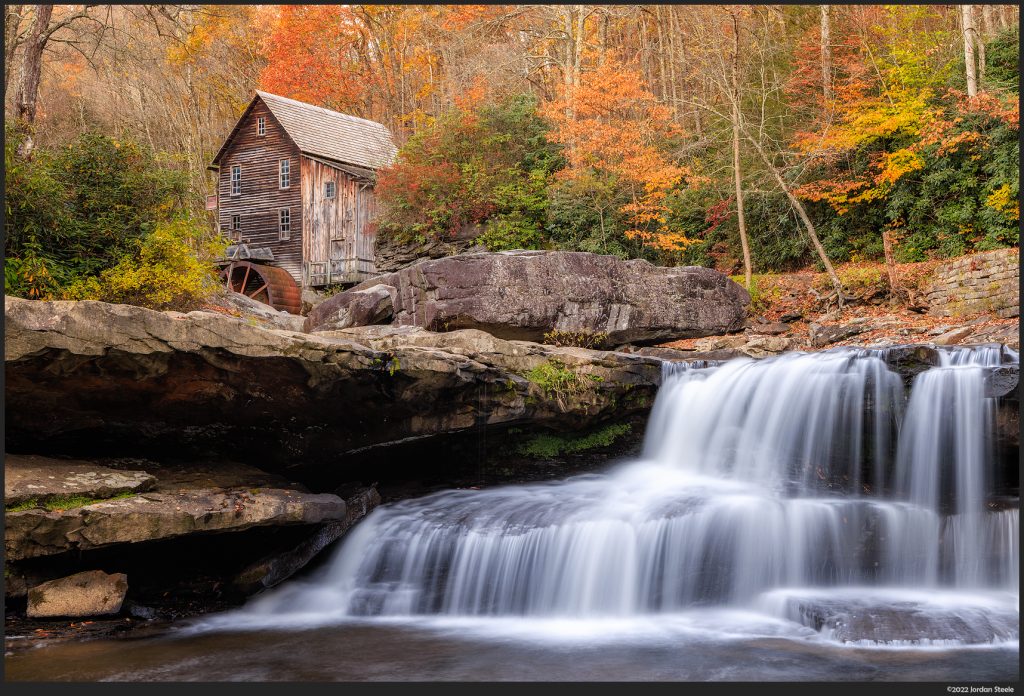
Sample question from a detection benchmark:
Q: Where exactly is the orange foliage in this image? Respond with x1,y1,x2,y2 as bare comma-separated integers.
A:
544,57,690,252
259,5,372,113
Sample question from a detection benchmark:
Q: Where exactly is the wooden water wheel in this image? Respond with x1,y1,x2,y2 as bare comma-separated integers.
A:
221,261,302,315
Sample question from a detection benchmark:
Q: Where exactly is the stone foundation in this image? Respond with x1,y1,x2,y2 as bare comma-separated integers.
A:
925,247,1019,318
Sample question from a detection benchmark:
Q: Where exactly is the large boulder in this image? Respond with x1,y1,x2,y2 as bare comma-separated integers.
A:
26,570,128,618
305,284,396,332
308,251,750,344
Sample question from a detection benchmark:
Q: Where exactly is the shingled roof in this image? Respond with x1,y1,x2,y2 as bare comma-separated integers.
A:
212,91,398,173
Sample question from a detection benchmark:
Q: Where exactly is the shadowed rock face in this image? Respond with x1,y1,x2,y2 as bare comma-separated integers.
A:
308,251,750,344
5,297,662,468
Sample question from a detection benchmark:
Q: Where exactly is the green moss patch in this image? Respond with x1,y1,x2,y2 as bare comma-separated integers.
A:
517,423,632,459
6,490,136,513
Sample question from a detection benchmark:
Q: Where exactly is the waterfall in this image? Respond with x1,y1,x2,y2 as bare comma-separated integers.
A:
235,345,1019,643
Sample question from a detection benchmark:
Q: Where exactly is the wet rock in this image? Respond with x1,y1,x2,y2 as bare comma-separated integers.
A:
126,602,158,620
966,323,1021,350
779,310,803,323
775,593,1019,645
317,251,750,345
808,322,865,348
26,570,128,618
233,487,381,595
5,454,156,506
305,284,395,332
985,366,1019,399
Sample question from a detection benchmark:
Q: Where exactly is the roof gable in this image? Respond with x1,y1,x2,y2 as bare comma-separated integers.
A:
212,92,398,172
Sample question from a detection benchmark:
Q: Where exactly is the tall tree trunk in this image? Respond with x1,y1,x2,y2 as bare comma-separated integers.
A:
13,3,52,150
732,117,752,291
820,5,833,101
981,5,994,37
730,12,752,290
881,227,902,299
961,5,978,98
667,6,680,121
4,4,24,100
742,127,843,295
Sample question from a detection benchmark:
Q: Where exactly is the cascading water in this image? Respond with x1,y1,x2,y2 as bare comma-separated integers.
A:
227,345,1019,645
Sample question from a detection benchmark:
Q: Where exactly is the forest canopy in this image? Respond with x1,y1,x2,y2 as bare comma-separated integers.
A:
4,4,1019,302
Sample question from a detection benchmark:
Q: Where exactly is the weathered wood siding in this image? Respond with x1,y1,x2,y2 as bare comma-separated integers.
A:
217,100,304,284
300,156,378,286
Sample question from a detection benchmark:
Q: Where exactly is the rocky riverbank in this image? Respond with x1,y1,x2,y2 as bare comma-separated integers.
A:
5,248,1019,652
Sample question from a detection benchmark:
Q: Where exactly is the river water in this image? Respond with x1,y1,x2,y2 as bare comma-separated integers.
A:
6,345,1019,681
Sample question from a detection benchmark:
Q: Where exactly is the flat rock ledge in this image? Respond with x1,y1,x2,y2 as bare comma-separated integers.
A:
5,297,663,465
6,484,346,561
5,454,156,506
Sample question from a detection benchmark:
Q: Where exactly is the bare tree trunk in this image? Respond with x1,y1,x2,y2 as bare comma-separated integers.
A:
881,227,902,299
730,12,752,290
961,5,979,97
13,4,52,157
981,5,994,37
820,5,833,101
4,4,24,100
742,127,843,294
732,117,752,291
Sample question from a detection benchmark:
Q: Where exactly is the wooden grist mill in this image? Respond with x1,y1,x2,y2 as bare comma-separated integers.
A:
208,91,398,314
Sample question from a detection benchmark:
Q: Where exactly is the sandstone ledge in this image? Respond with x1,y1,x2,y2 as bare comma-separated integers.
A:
5,296,663,466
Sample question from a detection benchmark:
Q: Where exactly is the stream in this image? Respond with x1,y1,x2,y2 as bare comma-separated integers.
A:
6,345,1019,681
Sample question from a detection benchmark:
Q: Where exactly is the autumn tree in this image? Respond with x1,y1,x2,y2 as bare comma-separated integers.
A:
375,93,563,250
545,56,691,255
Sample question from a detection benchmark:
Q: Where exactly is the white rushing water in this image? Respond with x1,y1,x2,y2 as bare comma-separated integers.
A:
219,345,1019,645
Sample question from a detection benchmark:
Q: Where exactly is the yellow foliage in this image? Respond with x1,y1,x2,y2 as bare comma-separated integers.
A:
62,219,225,311
986,184,1020,222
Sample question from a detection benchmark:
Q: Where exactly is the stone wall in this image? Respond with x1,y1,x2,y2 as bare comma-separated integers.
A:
925,247,1019,318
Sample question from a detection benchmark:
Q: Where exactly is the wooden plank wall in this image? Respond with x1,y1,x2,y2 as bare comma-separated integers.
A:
217,100,304,285
301,156,378,286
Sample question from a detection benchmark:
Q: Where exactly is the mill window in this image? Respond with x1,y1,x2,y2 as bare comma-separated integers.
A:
325,181,336,199
230,165,241,196
279,159,290,189
231,214,241,241
257,116,266,136
279,208,291,240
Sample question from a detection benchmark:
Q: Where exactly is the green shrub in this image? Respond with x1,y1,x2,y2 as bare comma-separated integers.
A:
5,127,194,301
62,218,224,311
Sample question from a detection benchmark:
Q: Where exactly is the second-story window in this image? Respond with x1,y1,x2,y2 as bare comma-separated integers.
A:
231,214,241,241
325,181,336,199
279,208,291,240
230,165,241,196
279,159,290,189
257,116,266,136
